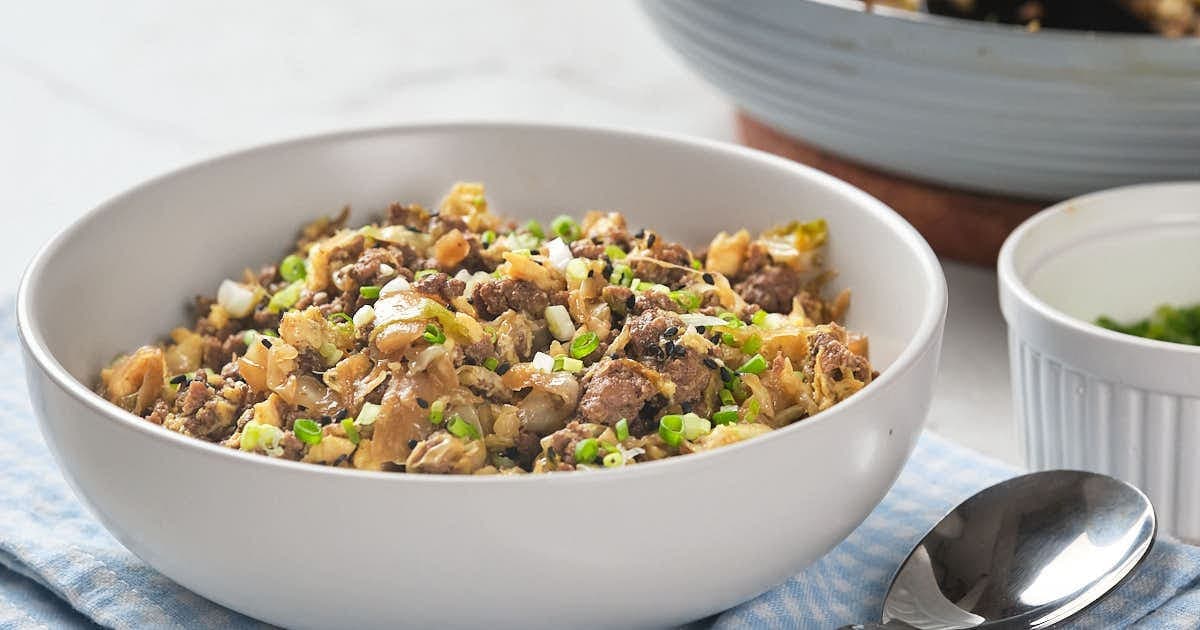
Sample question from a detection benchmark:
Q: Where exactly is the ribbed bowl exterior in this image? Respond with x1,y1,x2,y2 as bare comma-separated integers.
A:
643,0,1200,199
1010,334,1200,542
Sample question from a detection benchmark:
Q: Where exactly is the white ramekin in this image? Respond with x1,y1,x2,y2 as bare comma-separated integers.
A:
999,182,1200,542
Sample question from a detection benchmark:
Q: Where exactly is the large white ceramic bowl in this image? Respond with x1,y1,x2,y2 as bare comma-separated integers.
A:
643,0,1200,200
999,182,1200,542
18,123,946,629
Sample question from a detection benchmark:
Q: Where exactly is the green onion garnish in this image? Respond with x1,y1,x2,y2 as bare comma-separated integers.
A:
481,230,496,247
525,220,545,240
293,418,322,445
604,245,626,260
712,406,740,425
328,312,355,334
565,258,590,283
447,415,480,440
359,285,381,299
551,215,580,241
721,332,737,346
414,269,437,279
719,388,735,406
242,330,259,346
603,451,624,467
718,312,744,328
738,354,768,375
357,402,381,426
483,357,499,371
609,264,633,287
423,323,446,344
670,290,701,312
267,281,304,313
574,438,599,464
659,415,684,447
680,413,712,440
553,356,584,373
690,259,702,270
752,310,768,326
615,418,629,441
279,254,307,282
341,418,360,445
746,398,761,422
570,331,599,359
429,399,445,425
742,334,763,355
262,329,279,337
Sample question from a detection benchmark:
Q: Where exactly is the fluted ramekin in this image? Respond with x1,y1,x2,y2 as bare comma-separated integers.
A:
999,182,1200,542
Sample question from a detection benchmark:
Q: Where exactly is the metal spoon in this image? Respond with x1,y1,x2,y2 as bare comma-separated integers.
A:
839,470,1155,630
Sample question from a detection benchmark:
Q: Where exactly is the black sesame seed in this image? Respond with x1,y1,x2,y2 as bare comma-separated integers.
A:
298,405,308,411
720,367,734,382
702,273,714,285
260,338,273,349
709,333,723,345
169,374,187,385
681,402,693,414
663,326,679,338
531,249,540,256
335,409,349,420
464,356,477,366
592,236,603,245
495,362,512,376
703,357,719,369
696,325,707,334
625,294,636,311
635,229,646,239
646,233,656,248
406,225,422,233
603,262,614,278
407,439,419,449
663,340,675,355
587,269,595,278
672,345,687,358
318,415,332,426
416,397,429,409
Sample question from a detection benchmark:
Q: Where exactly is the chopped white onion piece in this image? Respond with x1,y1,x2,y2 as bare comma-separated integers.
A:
379,275,411,297
217,279,257,318
356,402,382,426
378,263,395,277
544,304,575,342
545,237,573,271
763,313,788,330
411,344,447,373
531,351,556,373
454,269,472,281
353,304,376,328
679,313,728,328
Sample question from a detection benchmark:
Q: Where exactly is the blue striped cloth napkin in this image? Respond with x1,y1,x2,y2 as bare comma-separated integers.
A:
4,298,1200,628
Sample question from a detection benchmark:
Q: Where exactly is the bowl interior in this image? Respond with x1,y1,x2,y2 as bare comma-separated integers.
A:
24,124,940,395
1012,183,1200,326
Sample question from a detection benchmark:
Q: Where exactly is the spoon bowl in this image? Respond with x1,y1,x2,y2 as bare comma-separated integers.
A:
843,470,1155,629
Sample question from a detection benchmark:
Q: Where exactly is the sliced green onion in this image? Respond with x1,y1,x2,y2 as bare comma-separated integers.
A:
713,405,740,425
746,398,761,422
481,230,496,247
680,413,712,440
738,354,768,375
545,304,576,342
328,312,355,335
574,438,599,464
293,418,322,445
262,328,279,337
242,330,259,346
483,357,499,371
357,402,381,426
525,220,545,240
551,215,580,241
604,245,626,260
752,310,768,326
553,356,584,373
267,280,304,313
570,331,599,359
240,420,284,456
722,332,737,346
472,195,486,208
423,323,446,344
341,418,360,444
690,259,702,270
670,290,701,312
742,334,763,355
718,312,744,328
359,285,382,299
414,269,437,279
603,451,624,467
447,415,479,440
565,258,590,283
615,418,629,442
429,399,445,425
279,254,307,282
659,415,684,447
609,264,633,287
719,388,735,406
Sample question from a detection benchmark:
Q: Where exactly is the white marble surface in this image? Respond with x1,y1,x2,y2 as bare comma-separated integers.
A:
1,0,1019,463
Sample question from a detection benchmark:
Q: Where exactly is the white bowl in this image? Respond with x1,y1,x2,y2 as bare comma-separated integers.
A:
642,0,1200,200
999,182,1200,542
18,123,946,629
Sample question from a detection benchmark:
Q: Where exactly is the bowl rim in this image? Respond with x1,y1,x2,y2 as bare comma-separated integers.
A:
998,180,1200,358
796,0,1200,44
17,120,947,485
